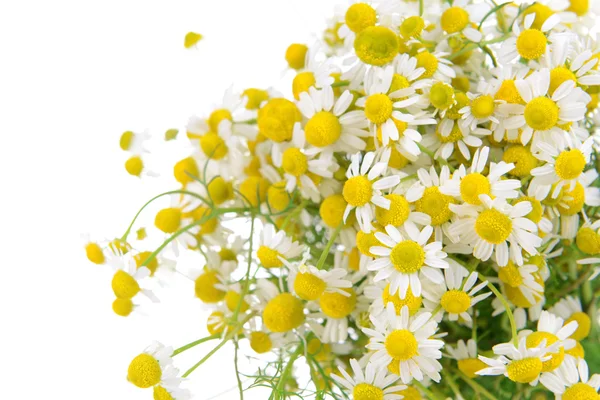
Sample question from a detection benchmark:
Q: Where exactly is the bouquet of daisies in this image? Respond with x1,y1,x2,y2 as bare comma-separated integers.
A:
85,0,600,398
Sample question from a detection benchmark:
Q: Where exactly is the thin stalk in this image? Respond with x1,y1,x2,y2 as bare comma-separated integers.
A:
486,281,518,346
172,334,219,356
316,223,342,270
456,370,496,400
234,340,244,400
414,380,443,400
272,344,303,399
280,200,309,231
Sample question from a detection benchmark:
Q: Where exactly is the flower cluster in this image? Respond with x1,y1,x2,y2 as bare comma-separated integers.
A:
85,0,600,399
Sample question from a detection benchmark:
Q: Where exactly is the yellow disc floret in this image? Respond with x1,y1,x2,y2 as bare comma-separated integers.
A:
376,194,410,226
343,176,373,207
441,7,469,34
400,16,425,39
576,227,600,255
85,242,105,264
208,109,232,133
353,383,384,400
249,331,273,354
525,97,559,131
155,208,182,234
208,176,234,205
567,0,589,16
195,270,226,303
354,26,399,67
526,331,563,372
458,358,487,379
471,95,495,119
292,71,316,100
258,98,301,142
282,148,309,177
125,156,144,177
549,67,577,96
365,93,393,124
285,43,308,70
112,270,140,299
263,293,305,332
134,251,159,275
415,187,455,226
495,80,525,104
566,312,591,341
475,209,512,244
460,173,491,205
345,3,377,33
174,157,199,184
516,29,548,60
257,246,284,268
506,357,543,383
503,145,538,177
429,82,455,111
320,289,357,318
382,284,422,315
390,241,425,273
239,176,270,207
294,272,327,301
127,353,162,388
385,329,418,360
320,194,349,228
153,385,174,400
225,290,249,312
356,229,382,257
554,149,586,180
562,383,598,400
243,88,269,110
416,51,438,78
558,183,585,216
113,298,134,317
523,4,554,30
441,290,471,314
120,131,134,150
200,132,228,160
305,111,342,147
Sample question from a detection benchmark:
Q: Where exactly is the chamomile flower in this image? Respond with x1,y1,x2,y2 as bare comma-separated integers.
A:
245,318,290,355
540,357,600,399
331,359,407,400
423,118,490,161
517,310,579,373
477,336,557,385
439,0,487,43
283,256,352,301
550,296,593,341
154,194,199,255
256,224,304,269
291,45,338,100
364,279,423,318
446,339,488,378
254,279,307,334
297,86,369,153
496,261,545,310
108,253,158,304
119,129,151,154
337,1,381,48
342,151,401,232
153,385,191,400
368,224,448,297
460,80,515,130
189,250,237,305
441,146,521,206
499,13,562,64
127,342,182,390
449,194,542,266
82,233,107,265
413,49,456,82
364,304,444,384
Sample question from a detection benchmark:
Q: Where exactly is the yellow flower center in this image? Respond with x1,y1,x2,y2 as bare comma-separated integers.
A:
447,91,470,120
567,312,592,341
416,51,438,78
353,383,384,400
125,156,144,177
436,123,463,144
523,4,554,30
354,26,399,67
460,173,491,205
127,353,162,388
396,386,423,399
388,145,410,169
376,194,410,226
267,181,292,212
558,183,585,216
263,293,305,332
292,71,316,100
195,270,226,303
555,149,586,180
458,358,487,379
285,43,308,70
495,80,525,104
385,329,419,360
441,290,471,314
239,176,270,207
515,196,543,223
389,74,411,96
134,251,158,276
475,209,512,244
516,29,547,60
174,157,200,184
208,109,232,132
207,311,226,335
257,245,284,268
441,6,469,33
343,176,373,207
526,331,563,372
294,272,326,301
208,176,233,205
356,229,382,257
429,82,455,110
471,95,495,119
503,145,538,177
498,262,524,287
120,130,134,150
549,67,577,96
506,357,543,383
305,111,342,147
400,16,425,39
155,207,182,234
576,227,600,255
153,386,174,400
390,240,425,273
345,3,377,33
347,247,361,271
112,270,140,299
282,148,309,177
200,132,228,160
506,274,544,308
567,0,590,16
566,340,585,359
320,289,357,319
243,88,269,110
112,298,134,317
365,93,393,124
85,242,105,264
320,194,349,228
250,331,273,354
382,283,422,315
225,290,249,312
415,186,455,226
524,96,559,131
258,98,301,142
563,383,599,400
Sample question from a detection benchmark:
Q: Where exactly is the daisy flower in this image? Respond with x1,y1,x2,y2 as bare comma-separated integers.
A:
153,385,190,400
477,336,557,385
245,318,291,355
126,342,183,391
364,279,423,318
154,194,199,255
119,129,151,154
441,146,521,206
283,256,352,301
540,357,600,399
256,224,304,269
422,264,491,323
460,80,517,130
331,358,406,400
495,261,545,317
422,117,490,161
253,279,307,334
363,304,444,384
413,49,456,82
517,310,578,373
499,13,562,64
550,295,593,341
368,224,448,298
296,86,369,153
439,0,487,43
446,339,488,378
291,45,337,100
271,122,337,201
188,250,237,305
449,194,542,267
342,151,401,232
107,252,158,305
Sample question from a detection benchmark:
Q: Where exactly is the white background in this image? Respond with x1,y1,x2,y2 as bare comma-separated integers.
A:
0,0,338,398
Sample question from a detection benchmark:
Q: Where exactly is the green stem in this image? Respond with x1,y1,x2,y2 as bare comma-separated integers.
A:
419,0,424,15
456,370,496,400
172,334,219,356
272,344,303,399
417,142,435,158
331,80,350,88
414,380,443,400
234,340,244,400
486,281,518,346
444,372,462,399
316,223,342,270
280,200,309,231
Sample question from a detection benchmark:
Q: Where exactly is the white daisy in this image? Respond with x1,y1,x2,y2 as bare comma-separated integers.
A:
550,295,593,341
540,357,600,399
331,358,406,400
446,339,488,378
256,224,304,269
126,342,183,391
283,256,352,301
499,13,562,64
107,252,159,304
